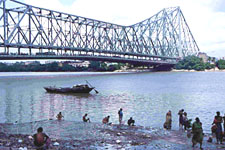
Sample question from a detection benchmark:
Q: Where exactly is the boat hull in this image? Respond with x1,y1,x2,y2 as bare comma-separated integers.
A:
44,86,94,94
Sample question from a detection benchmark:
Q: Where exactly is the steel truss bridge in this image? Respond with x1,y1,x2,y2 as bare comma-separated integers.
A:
0,0,199,67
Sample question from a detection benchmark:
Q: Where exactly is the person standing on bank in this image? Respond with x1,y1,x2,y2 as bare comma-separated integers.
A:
118,108,123,124
164,110,172,130
178,109,184,129
192,117,203,150
223,114,225,133
212,111,223,144
183,112,188,130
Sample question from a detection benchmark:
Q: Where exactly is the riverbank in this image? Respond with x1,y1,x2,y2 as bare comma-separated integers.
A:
171,67,225,72
1,67,225,74
114,67,225,73
0,120,224,150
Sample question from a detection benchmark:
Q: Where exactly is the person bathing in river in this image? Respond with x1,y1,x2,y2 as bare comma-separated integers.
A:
212,111,223,144
33,127,50,150
118,108,123,124
102,116,111,125
83,113,90,122
183,112,188,130
127,117,135,126
192,117,203,150
56,112,64,120
164,110,172,130
178,109,184,129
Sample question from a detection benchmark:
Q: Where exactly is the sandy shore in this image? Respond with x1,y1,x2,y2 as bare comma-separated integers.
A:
171,67,225,72
0,120,224,150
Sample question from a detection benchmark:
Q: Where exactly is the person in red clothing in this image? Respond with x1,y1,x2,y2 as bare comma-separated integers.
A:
102,116,111,124
83,113,90,122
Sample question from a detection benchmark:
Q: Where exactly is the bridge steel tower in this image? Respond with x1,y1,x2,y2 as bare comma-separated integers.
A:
0,0,199,65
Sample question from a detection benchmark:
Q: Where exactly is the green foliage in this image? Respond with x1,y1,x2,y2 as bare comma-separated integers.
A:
175,55,206,71
89,61,101,70
0,63,8,71
217,59,225,69
205,62,215,70
89,61,124,71
175,55,222,71
0,61,124,72
0,61,88,72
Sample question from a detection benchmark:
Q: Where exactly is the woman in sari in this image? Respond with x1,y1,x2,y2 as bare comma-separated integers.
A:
192,117,203,149
164,110,172,129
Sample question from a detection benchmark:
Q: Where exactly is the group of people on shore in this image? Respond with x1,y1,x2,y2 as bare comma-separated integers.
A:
33,109,224,150
178,109,192,130
28,109,130,149
164,109,225,149
164,109,191,131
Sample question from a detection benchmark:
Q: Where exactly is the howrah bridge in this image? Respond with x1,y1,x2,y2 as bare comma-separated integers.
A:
0,0,200,69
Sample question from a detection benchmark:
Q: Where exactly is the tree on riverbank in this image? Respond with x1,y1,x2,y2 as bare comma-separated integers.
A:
0,62,87,72
0,61,125,72
175,55,215,71
216,59,225,69
88,61,124,71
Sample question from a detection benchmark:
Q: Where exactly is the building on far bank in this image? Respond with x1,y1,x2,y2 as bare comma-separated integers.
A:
198,52,208,63
68,61,90,67
105,62,118,67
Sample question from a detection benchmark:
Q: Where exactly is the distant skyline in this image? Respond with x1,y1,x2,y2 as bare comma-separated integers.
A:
6,0,225,58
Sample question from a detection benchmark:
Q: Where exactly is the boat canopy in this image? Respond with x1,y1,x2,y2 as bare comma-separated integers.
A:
73,84,89,88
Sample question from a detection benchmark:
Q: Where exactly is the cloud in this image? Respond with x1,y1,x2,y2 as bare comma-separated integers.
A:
23,0,225,57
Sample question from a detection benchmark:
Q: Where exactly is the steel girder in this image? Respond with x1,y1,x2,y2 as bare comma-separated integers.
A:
0,0,199,60
131,7,199,58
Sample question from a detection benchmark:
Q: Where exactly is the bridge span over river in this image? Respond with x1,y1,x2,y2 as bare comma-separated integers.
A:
0,0,199,68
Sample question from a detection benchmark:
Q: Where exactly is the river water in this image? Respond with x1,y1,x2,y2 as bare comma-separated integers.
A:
0,71,224,133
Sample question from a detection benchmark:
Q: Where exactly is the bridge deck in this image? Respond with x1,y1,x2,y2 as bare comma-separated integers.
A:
0,54,177,66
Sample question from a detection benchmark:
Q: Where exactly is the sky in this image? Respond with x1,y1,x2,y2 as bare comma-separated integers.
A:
8,0,225,57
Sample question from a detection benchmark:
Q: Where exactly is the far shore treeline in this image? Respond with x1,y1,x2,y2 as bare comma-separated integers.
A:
0,61,125,72
0,55,225,72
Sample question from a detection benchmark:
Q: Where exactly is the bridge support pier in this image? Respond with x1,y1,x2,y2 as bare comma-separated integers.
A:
29,47,31,55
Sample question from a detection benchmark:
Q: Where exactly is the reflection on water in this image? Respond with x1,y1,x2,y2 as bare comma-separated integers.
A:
45,92,92,98
0,72,225,133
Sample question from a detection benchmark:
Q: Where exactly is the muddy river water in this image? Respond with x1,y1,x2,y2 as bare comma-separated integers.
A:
0,71,225,133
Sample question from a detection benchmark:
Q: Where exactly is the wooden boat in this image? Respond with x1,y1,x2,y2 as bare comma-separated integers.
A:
44,84,94,94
